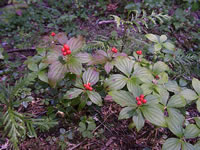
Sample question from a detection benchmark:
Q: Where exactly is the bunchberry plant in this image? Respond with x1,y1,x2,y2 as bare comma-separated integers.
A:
64,68,102,106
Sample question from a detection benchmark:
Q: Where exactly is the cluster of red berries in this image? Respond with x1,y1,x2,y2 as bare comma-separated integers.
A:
111,47,118,53
155,75,160,80
51,32,56,36
84,83,93,91
136,50,142,55
61,44,71,56
136,94,147,106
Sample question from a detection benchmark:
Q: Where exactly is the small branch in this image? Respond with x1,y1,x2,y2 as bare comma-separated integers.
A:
6,48,36,53
98,20,115,25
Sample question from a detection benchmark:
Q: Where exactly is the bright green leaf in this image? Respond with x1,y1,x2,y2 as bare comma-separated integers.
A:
192,78,200,95
182,142,195,150
163,42,175,50
160,35,167,43
115,56,134,77
154,43,162,52
162,138,182,150
180,89,198,101
28,62,38,72
153,61,169,74
145,34,158,43
38,70,48,83
184,124,200,139
194,117,200,128
167,95,186,108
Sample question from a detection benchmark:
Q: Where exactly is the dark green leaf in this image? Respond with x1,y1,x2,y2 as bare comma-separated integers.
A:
87,91,102,106
119,107,135,120
132,109,145,132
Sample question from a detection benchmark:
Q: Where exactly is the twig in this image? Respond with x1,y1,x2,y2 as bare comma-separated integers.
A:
68,139,86,150
98,20,115,25
7,48,36,53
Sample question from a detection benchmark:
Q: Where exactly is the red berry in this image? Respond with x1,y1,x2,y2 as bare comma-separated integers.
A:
136,50,142,55
142,99,147,104
61,47,65,52
85,85,90,90
88,83,91,86
137,101,142,106
66,50,71,55
140,94,144,99
64,44,70,50
88,87,93,91
63,51,67,56
84,84,87,87
155,75,160,80
51,32,56,36
136,97,140,101
111,47,118,53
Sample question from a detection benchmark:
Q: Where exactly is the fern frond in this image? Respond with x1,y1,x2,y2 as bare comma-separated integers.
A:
10,73,37,100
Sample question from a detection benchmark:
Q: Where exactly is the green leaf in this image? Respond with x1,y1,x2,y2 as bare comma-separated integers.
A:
114,56,134,77
108,90,136,107
157,72,168,84
167,95,186,108
158,88,169,106
132,109,145,132
194,141,200,150
180,89,198,101
118,107,135,120
141,105,166,127
105,74,127,90
127,80,143,97
167,108,185,124
64,88,83,99
67,57,82,75
39,63,48,70
163,42,175,50
182,142,195,150
184,124,200,139
154,43,162,52
38,70,48,83
165,80,181,93
197,100,200,112
145,34,158,42
141,83,153,95
162,138,182,150
145,95,159,104
160,35,167,43
48,61,68,87
0,48,4,60
194,117,200,128
166,109,184,138
133,65,154,83
192,78,200,95
82,68,99,86
153,61,169,74
28,62,38,72
87,91,102,106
